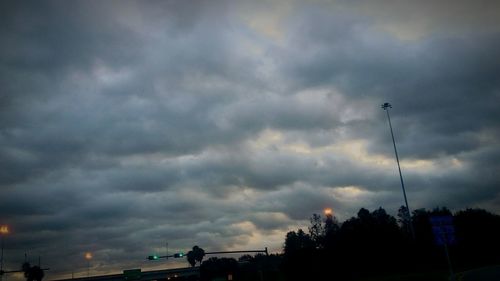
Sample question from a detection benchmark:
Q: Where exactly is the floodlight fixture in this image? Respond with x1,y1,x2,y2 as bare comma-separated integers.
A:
381,102,392,110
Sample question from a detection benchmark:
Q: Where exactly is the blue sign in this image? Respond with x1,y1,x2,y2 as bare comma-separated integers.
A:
430,216,456,246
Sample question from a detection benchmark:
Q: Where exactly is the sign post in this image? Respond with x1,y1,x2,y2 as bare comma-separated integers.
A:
123,269,142,281
430,216,456,281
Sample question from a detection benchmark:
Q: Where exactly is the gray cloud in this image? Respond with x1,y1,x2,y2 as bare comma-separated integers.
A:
1,1,499,279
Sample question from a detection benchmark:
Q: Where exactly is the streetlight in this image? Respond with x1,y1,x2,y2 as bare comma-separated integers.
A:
0,226,8,281
323,208,337,236
324,208,333,217
381,102,415,238
84,252,92,277
0,225,9,281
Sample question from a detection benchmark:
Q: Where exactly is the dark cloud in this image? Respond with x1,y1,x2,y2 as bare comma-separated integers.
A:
1,1,499,279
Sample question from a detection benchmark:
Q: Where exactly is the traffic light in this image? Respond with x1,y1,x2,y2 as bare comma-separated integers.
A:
173,253,184,258
148,255,159,260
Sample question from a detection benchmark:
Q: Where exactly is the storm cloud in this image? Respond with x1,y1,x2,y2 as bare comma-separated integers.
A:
1,0,499,279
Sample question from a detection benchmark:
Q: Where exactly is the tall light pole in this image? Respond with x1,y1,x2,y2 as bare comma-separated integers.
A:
0,225,9,281
381,103,415,238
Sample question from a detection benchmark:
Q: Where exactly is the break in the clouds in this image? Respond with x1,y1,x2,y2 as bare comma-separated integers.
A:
1,0,499,279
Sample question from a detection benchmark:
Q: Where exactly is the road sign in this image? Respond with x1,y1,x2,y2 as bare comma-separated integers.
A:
430,215,456,280
123,269,141,281
430,215,456,246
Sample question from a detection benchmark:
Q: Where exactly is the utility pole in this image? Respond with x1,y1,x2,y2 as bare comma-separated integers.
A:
0,234,3,281
381,102,415,239
0,225,9,281
84,252,92,278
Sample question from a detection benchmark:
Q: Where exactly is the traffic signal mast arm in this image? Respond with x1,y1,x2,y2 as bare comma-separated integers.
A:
147,247,268,261
205,249,268,256
147,253,184,260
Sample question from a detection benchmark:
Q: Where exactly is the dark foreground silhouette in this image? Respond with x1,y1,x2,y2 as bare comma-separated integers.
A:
196,206,500,281
22,262,45,281
9,206,498,281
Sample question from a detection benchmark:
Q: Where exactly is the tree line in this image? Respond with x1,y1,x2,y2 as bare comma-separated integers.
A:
196,206,500,281
282,206,500,280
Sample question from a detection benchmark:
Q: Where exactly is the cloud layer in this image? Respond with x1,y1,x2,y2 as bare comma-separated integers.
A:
1,0,499,279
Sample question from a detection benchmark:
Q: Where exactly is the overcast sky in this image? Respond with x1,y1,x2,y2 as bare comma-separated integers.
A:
1,0,500,279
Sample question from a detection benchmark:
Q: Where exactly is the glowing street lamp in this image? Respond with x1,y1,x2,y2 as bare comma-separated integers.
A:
84,252,92,277
84,252,92,260
0,225,9,281
324,208,333,217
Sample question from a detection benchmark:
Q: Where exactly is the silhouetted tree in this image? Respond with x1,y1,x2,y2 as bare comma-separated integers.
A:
186,251,196,267
283,229,314,254
335,207,405,278
324,212,340,235
200,257,238,281
357,207,370,220
411,208,434,244
22,263,44,281
238,254,253,262
237,254,283,281
308,213,325,248
193,246,205,264
186,245,205,267
397,205,411,234
281,206,500,280
454,208,500,267
283,228,321,281
323,212,340,250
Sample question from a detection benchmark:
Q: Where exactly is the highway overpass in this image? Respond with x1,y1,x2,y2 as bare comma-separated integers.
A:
52,267,199,281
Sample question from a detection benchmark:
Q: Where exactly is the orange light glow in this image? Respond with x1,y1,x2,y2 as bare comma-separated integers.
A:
85,252,93,260
324,208,333,216
0,225,9,234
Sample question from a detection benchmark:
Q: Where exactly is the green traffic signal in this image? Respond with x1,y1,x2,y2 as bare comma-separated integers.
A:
173,253,184,258
148,255,159,260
